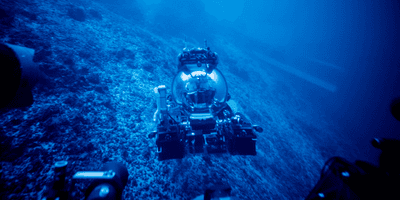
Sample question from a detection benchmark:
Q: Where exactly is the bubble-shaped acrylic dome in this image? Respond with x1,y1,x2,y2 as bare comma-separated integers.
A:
172,65,228,107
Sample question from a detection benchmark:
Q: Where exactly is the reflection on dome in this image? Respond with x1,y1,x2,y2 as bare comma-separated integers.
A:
172,65,227,109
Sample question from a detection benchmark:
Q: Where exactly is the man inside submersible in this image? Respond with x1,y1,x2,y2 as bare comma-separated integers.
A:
150,43,263,161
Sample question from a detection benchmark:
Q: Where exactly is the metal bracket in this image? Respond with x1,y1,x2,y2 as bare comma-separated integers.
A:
156,147,162,153
72,170,115,180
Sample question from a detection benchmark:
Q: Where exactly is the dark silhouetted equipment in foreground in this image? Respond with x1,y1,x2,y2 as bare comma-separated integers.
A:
305,98,400,200
390,97,400,121
305,138,400,200
149,42,263,161
42,161,128,200
0,43,41,109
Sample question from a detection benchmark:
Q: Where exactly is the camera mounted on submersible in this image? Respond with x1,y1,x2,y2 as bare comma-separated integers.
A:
0,43,42,109
305,97,400,200
42,161,129,200
150,40,263,161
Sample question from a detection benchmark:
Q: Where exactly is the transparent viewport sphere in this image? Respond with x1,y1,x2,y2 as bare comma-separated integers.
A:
172,65,228,107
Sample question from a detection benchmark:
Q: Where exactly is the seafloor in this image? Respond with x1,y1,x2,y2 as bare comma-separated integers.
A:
0,0,358,199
